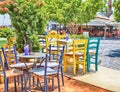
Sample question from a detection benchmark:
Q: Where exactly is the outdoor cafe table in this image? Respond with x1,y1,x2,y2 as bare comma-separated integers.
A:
16,52,46,90
17,52,46,66
9,52,46,71
10,52,46,71
17,52,46,59
57,39,73,51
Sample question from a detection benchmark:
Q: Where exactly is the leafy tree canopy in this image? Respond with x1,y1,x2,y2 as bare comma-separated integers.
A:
113,0,120,22
44,0,105,25
0,0,46,51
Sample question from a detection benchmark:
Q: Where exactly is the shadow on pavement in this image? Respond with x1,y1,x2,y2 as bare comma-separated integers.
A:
106,49,120,57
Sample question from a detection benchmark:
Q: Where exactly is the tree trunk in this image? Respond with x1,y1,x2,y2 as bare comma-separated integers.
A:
106,0,112,17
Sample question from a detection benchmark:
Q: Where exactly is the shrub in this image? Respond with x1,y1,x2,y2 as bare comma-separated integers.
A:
71,34,89,39
0,27,16,39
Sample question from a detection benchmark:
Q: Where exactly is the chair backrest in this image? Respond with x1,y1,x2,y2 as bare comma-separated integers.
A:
46,34,58,53
73,39,88,61
38,35,46,52
0,55,6,78
87,37,101,55
48,30,57,36
48,44,65,61
45,45,65,72
2,45,18,69
57,45,65,72
57,34,66,39
8,37,16,47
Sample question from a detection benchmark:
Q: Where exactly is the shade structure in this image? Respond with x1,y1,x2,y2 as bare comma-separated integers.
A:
82,19,116,27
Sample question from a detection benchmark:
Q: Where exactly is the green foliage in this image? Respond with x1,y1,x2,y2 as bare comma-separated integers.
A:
113,0,120,22
29,32,40,52
71,34,89,39
0,0,106,51
44,0,82,25
44,0,105,25
79,0,105,24
0,27,16,39
5,0,47,51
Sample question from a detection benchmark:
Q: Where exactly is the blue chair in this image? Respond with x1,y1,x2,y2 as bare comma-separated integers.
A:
0,55,23,92
2,45,18,69
87,37,101,72
2,45,34,91
2,45,34,69
30,45,65,92
41,44,65,86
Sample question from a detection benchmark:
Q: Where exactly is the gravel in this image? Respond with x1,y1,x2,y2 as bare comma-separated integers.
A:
98,38,120,70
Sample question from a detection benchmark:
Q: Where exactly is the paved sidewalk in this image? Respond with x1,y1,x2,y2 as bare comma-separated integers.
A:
65,65,120,92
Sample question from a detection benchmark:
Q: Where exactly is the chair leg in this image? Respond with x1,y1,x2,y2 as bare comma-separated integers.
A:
57,74,60,92
23,73,27,91
29,74,31,91
87,56,91,72
83,63,86,74
4,78,8,92
37,78,39,87
47,78,50,83
95,55,98,71
61,67,64,86
21,75,23,91
73,61,76,75
44,77,48,92
52,77,54,91
17,76,19,86
7,79,9,91
33,76,35,87
73,66,76,75
64,55,67,72
14,76,17,92
76,64,79,71
37,78,43,90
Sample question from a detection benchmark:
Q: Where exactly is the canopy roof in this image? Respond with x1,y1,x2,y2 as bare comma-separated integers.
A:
82,19,116,27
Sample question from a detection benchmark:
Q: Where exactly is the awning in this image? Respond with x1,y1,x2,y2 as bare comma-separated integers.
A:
82,19,116,27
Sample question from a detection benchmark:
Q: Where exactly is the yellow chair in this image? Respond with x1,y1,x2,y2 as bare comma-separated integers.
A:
57,34,66,39
2,44,16,66
46,31,58,53
57,34,71,40
0,44,14,82
38,35,46,53
8,37,16,47
64,39,88,75
48,30,57,36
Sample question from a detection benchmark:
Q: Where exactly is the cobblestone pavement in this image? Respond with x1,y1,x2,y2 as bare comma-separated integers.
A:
99,38,120,70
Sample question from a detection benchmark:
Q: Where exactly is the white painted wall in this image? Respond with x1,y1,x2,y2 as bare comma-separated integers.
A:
0,13,12,26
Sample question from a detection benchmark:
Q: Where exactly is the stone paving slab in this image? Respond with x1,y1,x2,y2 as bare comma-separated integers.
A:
65,65,120,92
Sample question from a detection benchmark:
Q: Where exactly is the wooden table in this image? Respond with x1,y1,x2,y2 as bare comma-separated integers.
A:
18,52,46,59
16,52,46,90
57,39,73,51
17,52,46,65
